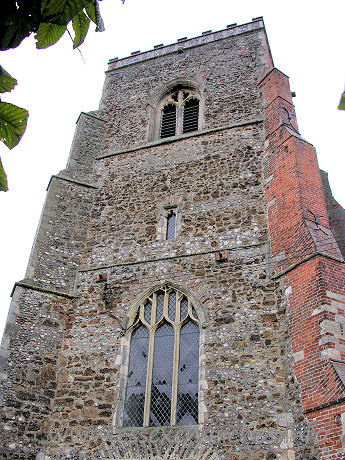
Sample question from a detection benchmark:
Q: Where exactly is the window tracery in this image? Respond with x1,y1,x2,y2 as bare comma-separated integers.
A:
123,286,200,427
160,87,200,139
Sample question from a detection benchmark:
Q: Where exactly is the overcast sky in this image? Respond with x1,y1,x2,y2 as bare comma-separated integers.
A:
0,0,344,337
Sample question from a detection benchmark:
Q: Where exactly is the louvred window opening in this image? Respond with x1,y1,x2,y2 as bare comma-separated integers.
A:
160,104,177,138
159,87,199,139
182,99,199,133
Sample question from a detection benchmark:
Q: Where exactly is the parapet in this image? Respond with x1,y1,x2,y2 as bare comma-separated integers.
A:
107,17,266,71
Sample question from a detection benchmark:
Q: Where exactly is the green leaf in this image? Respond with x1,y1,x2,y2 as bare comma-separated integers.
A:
0,157,8,192
34,23,67,49
43,0,94,26
85,2,96,23
0,1,39,50
86,1,105,32
0,102,28,149
0,66,17,93
0,21,33,51
40,0,50,14
41,0,68,17
338,92,345,110
72,10,90,48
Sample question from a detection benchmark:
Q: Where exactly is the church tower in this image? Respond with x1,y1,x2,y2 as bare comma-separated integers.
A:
1,17,345,459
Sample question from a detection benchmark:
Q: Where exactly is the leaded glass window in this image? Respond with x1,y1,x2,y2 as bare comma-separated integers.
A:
159,87,199,139
123,325,149,427
123,287,200,427
166,211,176,240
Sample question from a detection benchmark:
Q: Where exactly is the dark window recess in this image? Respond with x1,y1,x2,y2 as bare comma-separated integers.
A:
160,104,176,138
166,212,176,240
182,99,199,134
123,325,149,427
176,321,199,425
149,323,174,426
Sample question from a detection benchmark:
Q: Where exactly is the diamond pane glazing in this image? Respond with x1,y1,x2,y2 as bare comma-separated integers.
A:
168,292,176,322
123,325,149,427
176,321,199,425
156,292,164,322
166,213,176,240
144,301,151,324
149,323,174,426
180,297,188,321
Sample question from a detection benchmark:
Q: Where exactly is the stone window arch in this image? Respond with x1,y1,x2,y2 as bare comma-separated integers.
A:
147,79,204,141
157,203,181,242
114,282,207,429
165,209,176,240
159,86,200,139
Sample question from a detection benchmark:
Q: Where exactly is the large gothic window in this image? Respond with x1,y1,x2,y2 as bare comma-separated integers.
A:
160,87,200,139
123,287,200,427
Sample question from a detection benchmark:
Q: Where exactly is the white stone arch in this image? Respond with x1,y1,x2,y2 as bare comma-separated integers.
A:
113,280,208,430
126,280,208,328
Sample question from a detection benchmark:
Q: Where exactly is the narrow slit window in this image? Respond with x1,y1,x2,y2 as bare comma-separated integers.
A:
160,103,177,138
182,98,199,134
166,211,176,240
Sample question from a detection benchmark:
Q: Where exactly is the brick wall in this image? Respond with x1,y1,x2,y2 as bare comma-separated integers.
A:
321,170,345,259
260,67,345,459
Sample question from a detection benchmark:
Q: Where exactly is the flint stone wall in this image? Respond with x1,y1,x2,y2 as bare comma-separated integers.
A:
0,20,317,459
100,28,270,154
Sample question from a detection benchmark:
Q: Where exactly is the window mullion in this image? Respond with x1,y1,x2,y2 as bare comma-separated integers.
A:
163,289,169,319
176,90,184,135
143,295,157,427
170,294,182,425
171,323,181,426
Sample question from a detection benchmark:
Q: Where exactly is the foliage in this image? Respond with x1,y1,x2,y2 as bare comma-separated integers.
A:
0,0,107,191
339,92,345,111
0,102,28,149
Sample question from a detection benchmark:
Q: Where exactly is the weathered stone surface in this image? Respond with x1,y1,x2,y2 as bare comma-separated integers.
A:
0,19,319,460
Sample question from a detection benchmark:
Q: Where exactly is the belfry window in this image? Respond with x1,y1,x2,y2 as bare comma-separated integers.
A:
160,104,177,138
183,98,199,134
123,287,200,427
159,87,200,139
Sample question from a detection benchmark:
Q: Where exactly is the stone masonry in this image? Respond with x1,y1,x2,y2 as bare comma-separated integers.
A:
1,17,345,460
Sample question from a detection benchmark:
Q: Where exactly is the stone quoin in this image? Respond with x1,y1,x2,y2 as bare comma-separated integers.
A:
1,17,345,460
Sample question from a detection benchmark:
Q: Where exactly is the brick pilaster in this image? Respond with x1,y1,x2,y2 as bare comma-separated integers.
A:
260,67,345,459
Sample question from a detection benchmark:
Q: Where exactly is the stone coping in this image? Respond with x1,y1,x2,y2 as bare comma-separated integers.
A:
107,18,266,70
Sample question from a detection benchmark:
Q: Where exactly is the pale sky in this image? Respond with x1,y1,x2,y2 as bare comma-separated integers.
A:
1,0,344,337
